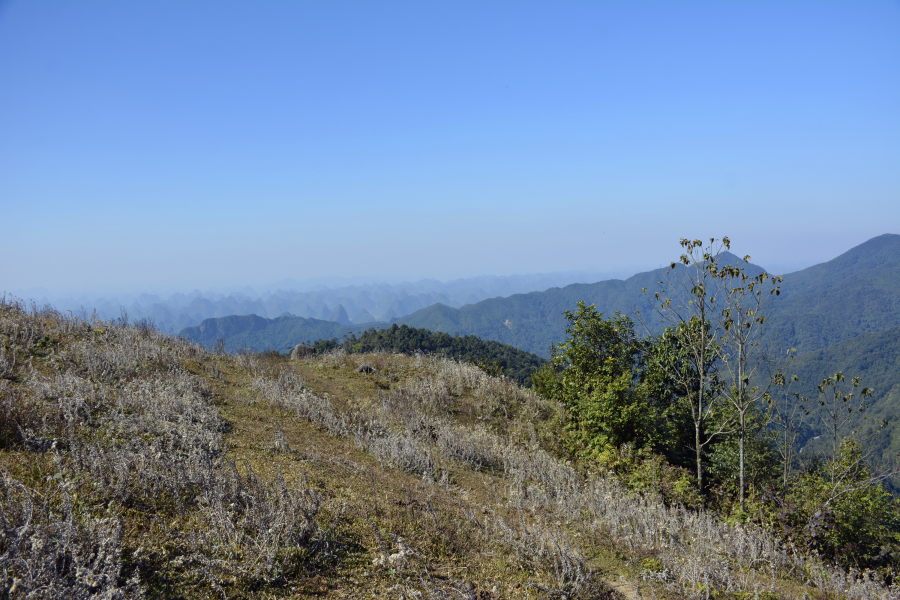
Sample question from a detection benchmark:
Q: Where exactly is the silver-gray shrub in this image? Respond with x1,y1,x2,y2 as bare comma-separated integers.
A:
256,353,898,599
185,462,322,584
368,432,436,479
0,473,142,599
251,373,353,439
0,299,332,593
31,367,226,508
490,512,595,597
0,344,14,380
61,329,193,382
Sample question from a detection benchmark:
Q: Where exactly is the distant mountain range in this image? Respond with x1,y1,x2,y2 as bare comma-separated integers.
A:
181,314,390,353
180,234,900,472
183,235,900,360
18,270,631,335
396,234,900,357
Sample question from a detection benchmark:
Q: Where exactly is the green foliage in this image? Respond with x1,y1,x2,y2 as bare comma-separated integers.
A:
336,324,545,387
473,358,505,378
311,337,341,354
758,440,900,573
540,302,683,457
648,317,721,428
599,445,701,509
708,405,778,507
530,363,559,400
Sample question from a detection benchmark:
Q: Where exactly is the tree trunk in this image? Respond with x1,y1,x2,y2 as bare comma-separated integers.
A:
739,409,746,512
696,420,704,494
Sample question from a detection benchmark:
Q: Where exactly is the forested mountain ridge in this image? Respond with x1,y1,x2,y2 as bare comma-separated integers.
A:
394,255,761,357
397,235,900,357
775,233,900,300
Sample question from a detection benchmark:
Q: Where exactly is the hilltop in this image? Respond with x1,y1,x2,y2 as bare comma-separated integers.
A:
181,318,546,387
321,324,547,387
0,298,888,598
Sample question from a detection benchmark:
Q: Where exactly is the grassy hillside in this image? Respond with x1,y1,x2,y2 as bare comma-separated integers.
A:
1,298,889,598
397,235,900,357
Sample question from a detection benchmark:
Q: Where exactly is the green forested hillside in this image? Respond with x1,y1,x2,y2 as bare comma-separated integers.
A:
775,233,900,299
394,265,731,357
334,323,546,386
398,235,900,357
766,252,900,351
789,325,900,472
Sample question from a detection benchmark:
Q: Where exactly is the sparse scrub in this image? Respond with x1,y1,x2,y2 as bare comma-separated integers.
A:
0,473,142,599
258,349,899,597
490,513,602,597
184,463,323,586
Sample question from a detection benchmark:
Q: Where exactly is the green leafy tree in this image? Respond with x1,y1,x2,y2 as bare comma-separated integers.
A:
543,301,676,457
645,318,720,469
708,403,778,509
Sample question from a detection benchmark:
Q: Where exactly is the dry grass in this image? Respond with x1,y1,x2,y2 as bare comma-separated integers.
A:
0,295,896,599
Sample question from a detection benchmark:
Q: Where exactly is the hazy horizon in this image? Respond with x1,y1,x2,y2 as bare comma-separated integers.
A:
3,240,856,304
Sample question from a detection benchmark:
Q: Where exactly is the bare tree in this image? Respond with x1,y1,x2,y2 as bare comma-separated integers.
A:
814,373,876,480
715,260,783,511
768,358,806,491
639,237,731,495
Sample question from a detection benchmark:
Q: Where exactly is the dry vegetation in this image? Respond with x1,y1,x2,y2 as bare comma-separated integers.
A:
0,296,895,599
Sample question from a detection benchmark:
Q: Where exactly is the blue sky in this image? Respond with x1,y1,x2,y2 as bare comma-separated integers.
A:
1,0,898,294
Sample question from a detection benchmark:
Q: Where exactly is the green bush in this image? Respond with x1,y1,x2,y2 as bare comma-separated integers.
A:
756,439,900,573
599,445,701,509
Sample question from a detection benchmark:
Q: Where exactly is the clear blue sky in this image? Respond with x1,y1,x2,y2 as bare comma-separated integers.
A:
1,0,898,294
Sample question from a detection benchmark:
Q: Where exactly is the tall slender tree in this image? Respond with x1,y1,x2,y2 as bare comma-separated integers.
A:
639,237,730,495
768,361,805,491
716,259,782,511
